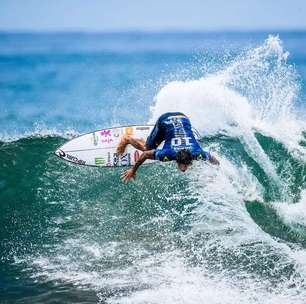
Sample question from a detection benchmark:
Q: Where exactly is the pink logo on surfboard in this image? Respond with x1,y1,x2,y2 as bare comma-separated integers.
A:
100,129,111,137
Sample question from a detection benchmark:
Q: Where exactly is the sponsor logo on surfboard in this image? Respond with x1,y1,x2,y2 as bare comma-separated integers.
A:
113,153,119,166
112,128,121,137
136,126,150,131
95,157,105,165
106,152,112,166
124,127,133,136
66,154,86,165
57,149,86,165
92,132,99,146
57,149,66,157
120,153,131,166
100,129,111,137
101,138,113,144
113,153,131,166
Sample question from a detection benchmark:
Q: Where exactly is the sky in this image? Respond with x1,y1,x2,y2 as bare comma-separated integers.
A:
0,0,306,32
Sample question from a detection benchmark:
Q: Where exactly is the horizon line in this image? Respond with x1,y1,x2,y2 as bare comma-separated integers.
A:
0,28,306,34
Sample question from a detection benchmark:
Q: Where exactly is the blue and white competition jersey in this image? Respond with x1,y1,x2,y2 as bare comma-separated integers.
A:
154,115,209,162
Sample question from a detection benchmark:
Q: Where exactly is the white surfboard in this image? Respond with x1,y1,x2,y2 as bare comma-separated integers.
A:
55,125,159,167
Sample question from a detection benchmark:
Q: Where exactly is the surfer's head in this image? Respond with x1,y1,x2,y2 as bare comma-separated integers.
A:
176,149,192,172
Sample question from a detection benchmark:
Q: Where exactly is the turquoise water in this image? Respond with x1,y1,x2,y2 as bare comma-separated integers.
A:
1,32,306,303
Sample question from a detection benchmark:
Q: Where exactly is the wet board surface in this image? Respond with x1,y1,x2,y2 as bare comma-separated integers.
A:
55,125,159,167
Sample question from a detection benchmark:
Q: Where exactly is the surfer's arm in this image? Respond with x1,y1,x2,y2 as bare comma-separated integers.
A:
132,150,155,172
121,150,155,183
199,150,220,166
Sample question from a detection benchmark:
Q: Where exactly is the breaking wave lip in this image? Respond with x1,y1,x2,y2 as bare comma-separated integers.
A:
150,35,302,137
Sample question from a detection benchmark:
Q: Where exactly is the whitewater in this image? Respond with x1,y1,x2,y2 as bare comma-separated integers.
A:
1,33,306,303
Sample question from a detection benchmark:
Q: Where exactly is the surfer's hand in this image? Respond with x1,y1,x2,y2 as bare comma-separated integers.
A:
121,169,136,183
209,154,220,166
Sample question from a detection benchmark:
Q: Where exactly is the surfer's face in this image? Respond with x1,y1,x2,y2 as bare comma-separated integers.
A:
177,162,188,172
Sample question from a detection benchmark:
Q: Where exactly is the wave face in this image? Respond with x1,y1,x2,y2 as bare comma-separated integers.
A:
1,33,306,303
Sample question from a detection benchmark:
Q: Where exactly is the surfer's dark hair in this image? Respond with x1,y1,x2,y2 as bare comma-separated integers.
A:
176,149,193,165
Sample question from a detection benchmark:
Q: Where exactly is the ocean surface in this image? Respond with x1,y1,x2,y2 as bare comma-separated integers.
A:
1,31,306,303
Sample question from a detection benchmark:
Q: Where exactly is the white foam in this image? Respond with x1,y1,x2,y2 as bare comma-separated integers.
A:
150,75,253,136
275,190,306,227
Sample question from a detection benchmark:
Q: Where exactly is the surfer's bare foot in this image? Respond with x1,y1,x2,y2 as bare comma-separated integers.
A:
117,135,130,155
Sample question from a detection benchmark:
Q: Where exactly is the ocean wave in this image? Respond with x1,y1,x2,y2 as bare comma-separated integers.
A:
2,36,306,303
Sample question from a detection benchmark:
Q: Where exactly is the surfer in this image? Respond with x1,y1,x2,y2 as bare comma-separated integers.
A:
117,112,219,182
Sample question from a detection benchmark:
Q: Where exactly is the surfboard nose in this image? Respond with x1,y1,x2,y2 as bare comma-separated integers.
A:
55,148,66,158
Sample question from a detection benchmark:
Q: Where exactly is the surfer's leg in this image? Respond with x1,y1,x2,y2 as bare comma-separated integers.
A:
117,136,146,154
145,112,185,149
145,115,166,150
